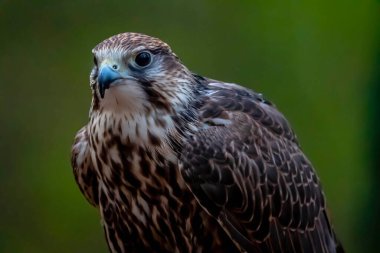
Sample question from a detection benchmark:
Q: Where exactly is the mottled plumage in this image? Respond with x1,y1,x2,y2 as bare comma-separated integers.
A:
71,32,344,253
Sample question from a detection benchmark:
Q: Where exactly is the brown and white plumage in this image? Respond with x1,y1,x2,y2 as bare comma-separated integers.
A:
71,32,344,253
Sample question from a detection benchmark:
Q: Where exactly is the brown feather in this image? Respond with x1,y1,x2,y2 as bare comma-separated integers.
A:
71,32,343,253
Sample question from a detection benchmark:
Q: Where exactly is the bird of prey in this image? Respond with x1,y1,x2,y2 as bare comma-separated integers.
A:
71,32,344,253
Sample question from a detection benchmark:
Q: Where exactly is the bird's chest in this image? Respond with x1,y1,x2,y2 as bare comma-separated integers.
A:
88,124,198,252
87,113,236,252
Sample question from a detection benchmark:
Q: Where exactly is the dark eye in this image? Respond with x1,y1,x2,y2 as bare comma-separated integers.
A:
93,56,98,66
134,51,152,67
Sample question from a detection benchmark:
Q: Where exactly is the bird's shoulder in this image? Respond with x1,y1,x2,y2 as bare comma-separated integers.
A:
193,78,298,144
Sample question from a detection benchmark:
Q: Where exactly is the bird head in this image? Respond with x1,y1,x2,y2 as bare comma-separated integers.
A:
90,33,196,113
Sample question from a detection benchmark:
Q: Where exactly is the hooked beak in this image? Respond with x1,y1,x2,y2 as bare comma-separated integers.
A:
97,65,122,98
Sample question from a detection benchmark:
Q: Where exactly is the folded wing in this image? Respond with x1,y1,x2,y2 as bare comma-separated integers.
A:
180,82,343,253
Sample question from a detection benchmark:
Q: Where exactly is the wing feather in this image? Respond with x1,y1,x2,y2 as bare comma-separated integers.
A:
180,82,343,253
71,126,99,207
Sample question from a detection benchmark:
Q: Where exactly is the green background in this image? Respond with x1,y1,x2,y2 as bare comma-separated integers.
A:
1,0,379,252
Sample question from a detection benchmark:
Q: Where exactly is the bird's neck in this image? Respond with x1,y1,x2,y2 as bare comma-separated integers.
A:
88,76,205,157
90,108,176,147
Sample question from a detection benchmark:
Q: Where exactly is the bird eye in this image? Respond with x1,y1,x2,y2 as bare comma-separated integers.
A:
93,56,98,66
134,51,152,67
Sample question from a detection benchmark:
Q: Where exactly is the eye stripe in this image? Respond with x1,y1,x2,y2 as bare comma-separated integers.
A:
149,48,168,55
128,63,142,73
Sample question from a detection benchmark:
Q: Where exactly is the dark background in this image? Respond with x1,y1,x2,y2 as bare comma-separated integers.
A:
1,0,379,252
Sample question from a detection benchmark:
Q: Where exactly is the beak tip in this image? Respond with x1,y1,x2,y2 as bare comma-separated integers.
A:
98,82,106,99
99,90,105,99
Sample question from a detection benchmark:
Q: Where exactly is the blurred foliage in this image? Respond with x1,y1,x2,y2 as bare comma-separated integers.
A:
0,0,379,252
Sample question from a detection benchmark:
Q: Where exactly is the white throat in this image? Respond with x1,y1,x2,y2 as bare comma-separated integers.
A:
99,81,148,114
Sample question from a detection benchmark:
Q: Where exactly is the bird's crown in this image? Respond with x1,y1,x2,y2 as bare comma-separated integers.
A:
92,32,173,56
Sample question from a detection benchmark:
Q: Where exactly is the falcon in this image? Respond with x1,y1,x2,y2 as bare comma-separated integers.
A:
71,32,344,253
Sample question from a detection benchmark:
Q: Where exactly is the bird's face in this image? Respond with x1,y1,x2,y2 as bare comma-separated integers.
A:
90,33,194,113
